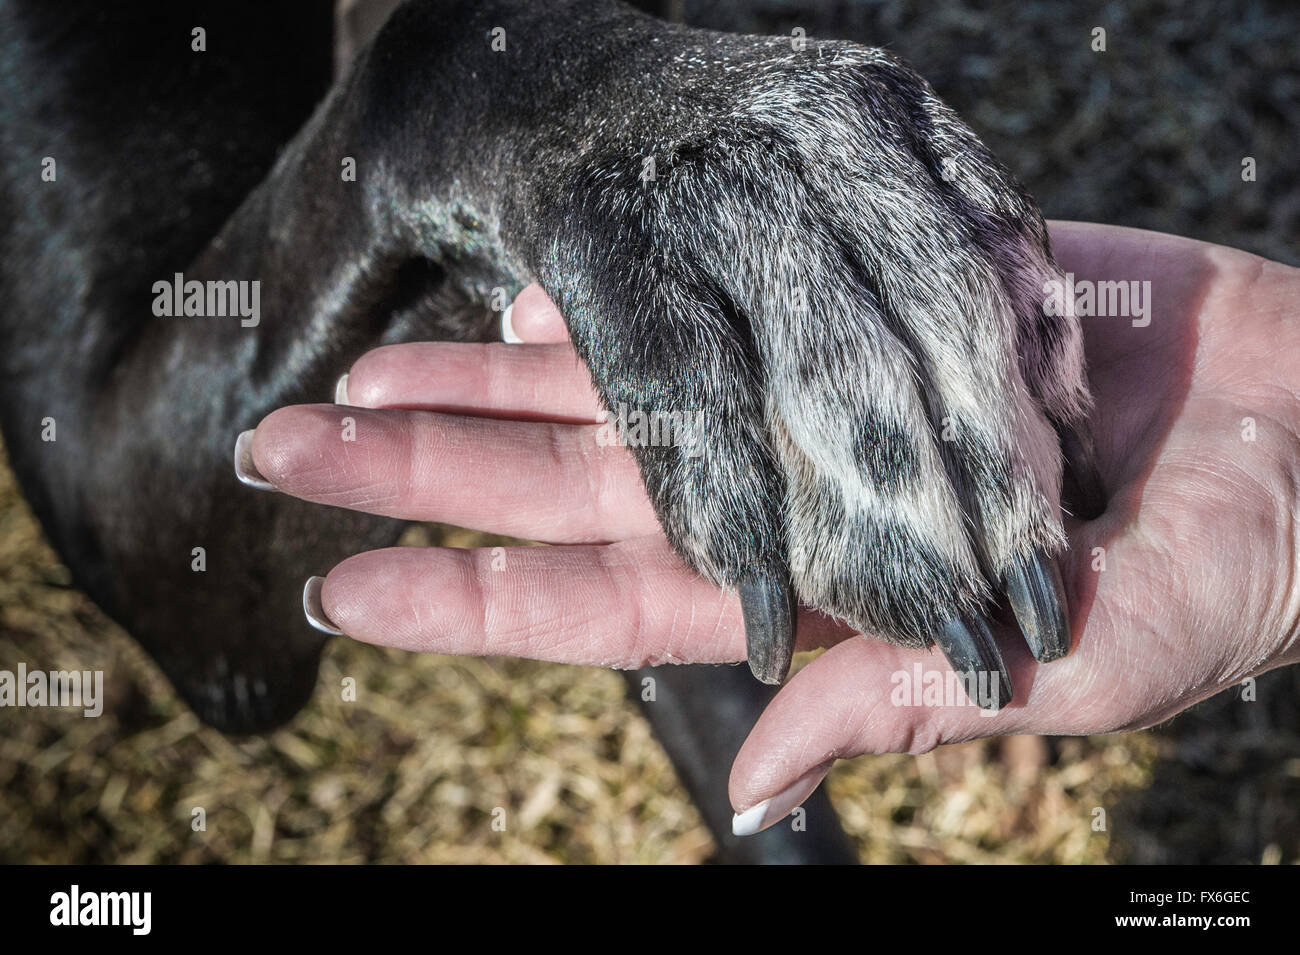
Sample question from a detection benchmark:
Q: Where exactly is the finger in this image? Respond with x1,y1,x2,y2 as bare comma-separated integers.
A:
726,518,1161,830
340,341,604,423
727,631,1101,832
248,403,660,543
727,636,1025,833
504,283,570,344
309,538,854,663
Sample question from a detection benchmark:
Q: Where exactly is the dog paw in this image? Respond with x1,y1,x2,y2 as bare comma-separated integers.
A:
521,38,1096,705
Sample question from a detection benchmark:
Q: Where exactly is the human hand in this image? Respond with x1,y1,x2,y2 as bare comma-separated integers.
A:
239,222,1300,834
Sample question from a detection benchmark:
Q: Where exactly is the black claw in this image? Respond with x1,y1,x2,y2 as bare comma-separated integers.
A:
934,613,1013,710
1059,422,1106,520
1004,549,1072,663
738,573,796,685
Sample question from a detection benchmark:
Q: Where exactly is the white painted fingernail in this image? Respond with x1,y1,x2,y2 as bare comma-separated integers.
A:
302,576,344,636
234,430,276,491
334,372,350,405
501,303,523,343
731,761,833,837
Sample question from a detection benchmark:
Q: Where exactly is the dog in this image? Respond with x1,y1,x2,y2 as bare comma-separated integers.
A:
0,0,1098,863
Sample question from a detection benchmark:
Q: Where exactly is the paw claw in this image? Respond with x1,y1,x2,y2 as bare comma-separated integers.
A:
935,614,1013,709
1003,549,1071,663
738,573,796,685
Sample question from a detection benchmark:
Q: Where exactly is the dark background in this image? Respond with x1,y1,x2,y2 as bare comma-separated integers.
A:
680,0,1298,265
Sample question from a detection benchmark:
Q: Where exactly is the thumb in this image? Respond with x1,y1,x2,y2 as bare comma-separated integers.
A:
725,628,1112,834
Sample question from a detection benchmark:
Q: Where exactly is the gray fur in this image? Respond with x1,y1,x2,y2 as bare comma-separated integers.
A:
442,9,1095,646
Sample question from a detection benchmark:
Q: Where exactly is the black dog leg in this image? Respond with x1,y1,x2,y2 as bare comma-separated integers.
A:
627,665,857,863
0,0,852,861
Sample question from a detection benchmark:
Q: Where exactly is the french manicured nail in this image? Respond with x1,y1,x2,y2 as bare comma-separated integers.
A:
302,576,344,636
234,430,276,491
501,303,523,343
334,372,350,405
731,761,834,837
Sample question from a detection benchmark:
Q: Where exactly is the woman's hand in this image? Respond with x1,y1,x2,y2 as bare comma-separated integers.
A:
239,222,1300,833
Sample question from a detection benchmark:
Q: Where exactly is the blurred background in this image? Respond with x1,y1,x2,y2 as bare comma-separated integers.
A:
2,0,1297,863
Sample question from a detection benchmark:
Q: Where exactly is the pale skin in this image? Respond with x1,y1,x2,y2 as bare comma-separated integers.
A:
246,222,1300,833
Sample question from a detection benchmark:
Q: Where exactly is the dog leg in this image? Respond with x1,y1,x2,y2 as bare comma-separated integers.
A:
626,666,857,863
0,0,853,864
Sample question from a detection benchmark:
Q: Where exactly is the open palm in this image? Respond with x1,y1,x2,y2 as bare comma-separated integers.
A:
244,222,1300,832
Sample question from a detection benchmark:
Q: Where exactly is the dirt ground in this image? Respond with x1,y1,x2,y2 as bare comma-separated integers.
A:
2,0,1297,863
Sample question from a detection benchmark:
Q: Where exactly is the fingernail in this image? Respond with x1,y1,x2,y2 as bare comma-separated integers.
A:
302,576,344,636
334,372,350,405
731,761,834,837
234,430,276,491
501,303,523,344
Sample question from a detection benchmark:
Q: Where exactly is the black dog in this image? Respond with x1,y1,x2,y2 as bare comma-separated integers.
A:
0,0,1097,863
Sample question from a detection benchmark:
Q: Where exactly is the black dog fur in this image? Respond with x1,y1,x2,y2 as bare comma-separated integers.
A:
0,0,1097,863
